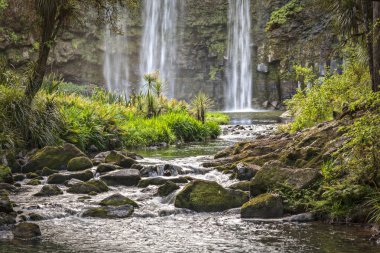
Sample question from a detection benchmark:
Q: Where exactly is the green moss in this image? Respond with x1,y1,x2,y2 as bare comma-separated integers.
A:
157,181,180,197
241,193,284,219
100,194,139,208
26,179,41,186
266,0,304,31
67,180,109,194
0,165,12,183
67,156,93,171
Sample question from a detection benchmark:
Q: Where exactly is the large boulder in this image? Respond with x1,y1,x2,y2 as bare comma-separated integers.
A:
158,181,179,197
104,151,138,168
234,163,260,181
83,205,134,219
241,193,284,219
47,170,93,184
34,185,63,197
174,180,249,212
0,190,13,213
100,193,138,208
67,157,93,171
0,165,13,184
250,161,321,196
22,144,86,173
229,181,251,192
67,180,109,194
12,222,41,239
101,169,141,186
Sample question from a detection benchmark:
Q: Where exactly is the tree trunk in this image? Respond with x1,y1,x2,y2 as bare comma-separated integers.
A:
362,0,376,91
373,2,380,92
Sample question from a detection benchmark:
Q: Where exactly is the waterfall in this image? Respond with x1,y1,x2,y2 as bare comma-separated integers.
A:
226,0,253,111
139,0,179,98
103,12,130,96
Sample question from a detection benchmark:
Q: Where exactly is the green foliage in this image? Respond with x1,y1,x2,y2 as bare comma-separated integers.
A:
0,0,7,12
285,60,371,132
266,0,304,31
206,112,230,125
191,92,214,124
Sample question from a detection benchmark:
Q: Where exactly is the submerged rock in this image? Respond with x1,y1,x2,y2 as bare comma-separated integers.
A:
83,205,134,219
34,185,63,197
67,157,93,171
157,181,179,197
175,180,249,212
22,143,86,173
47,170,93,184
0,212,16,226
64,178,83,187
67,180,109,194
100,193,139,208
26,179,41,186
41,167,58,176
282,212,315,222
12,222,41,239
101,169,141,186
0,190,13,213
12,174,26,182
0,165,13,184
241,193,283,219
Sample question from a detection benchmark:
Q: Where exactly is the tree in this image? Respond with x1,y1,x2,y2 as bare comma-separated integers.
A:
24,0,139,101
326,0,380,92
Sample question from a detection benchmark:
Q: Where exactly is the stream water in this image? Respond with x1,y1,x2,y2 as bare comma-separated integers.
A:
1,112,379,253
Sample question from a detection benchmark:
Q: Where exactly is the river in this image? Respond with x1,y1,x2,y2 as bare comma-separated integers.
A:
1,112,379,253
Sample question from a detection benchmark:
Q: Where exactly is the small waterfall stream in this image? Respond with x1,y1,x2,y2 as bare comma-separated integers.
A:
226,0,253,111
103,11,130,96
139,0,180,98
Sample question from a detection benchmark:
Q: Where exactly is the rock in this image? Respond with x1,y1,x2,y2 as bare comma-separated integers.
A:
0,190,13,213
100,193,139,208
47,170,93,184
26,172,40,179
235,163,260,181
26,179,41,186
105,151,126,164
64,178,83,187
0,213,16,226
28,213,44,221
41,167,58,176
163,164,183,176
0,165,13,184
88,145,99,153
138,177,188,188
101,169,141,186
241,193,284,219
67,157,93,171
12,222,41,239
67,180,109,194
279,110,294,123
174,180,249,212
140,165,160,177
158,181,179,197
22,143,86,173
250,161,321,196
83,205,134,219
229,181,251,192
13,174,26,182
96,163,123,174
117,157,138,168
282,212,315,222
34,185,63,197
0,183,17,192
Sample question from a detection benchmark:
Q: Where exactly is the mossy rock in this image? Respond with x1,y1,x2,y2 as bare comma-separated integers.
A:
0,190,13,213
250,161,321,196
0,213,16,226
29,213,44,221
96,163,123,174
22,143,86,173
229,181,251,192
105,151,126,164
174,180,249,212
26,179,41,186
100,193,139,208
138,177,188,188
13,174,26,182
0,165,13,184
34,185,63,197
67,180,109,194
83,205,134,219
100,169,141,186
241,193,284,219
12,222,41,239
41,167,58,176
26,172,41,179
47,170,93,185
157,181,179,197
67,157,93,172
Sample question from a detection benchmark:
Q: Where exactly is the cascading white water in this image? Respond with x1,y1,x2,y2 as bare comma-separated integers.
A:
226,0,253,111
103,12,130,95
139,0,179,98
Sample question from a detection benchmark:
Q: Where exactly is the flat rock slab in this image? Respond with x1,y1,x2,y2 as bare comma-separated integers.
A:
101,169,141,186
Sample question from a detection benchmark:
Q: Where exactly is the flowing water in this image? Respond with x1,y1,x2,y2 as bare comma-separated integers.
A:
225,0,253,111
1,112,379,253
139,0,180,98
103,9,130,95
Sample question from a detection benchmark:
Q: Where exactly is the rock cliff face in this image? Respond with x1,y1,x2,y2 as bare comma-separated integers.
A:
0,0,334,108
